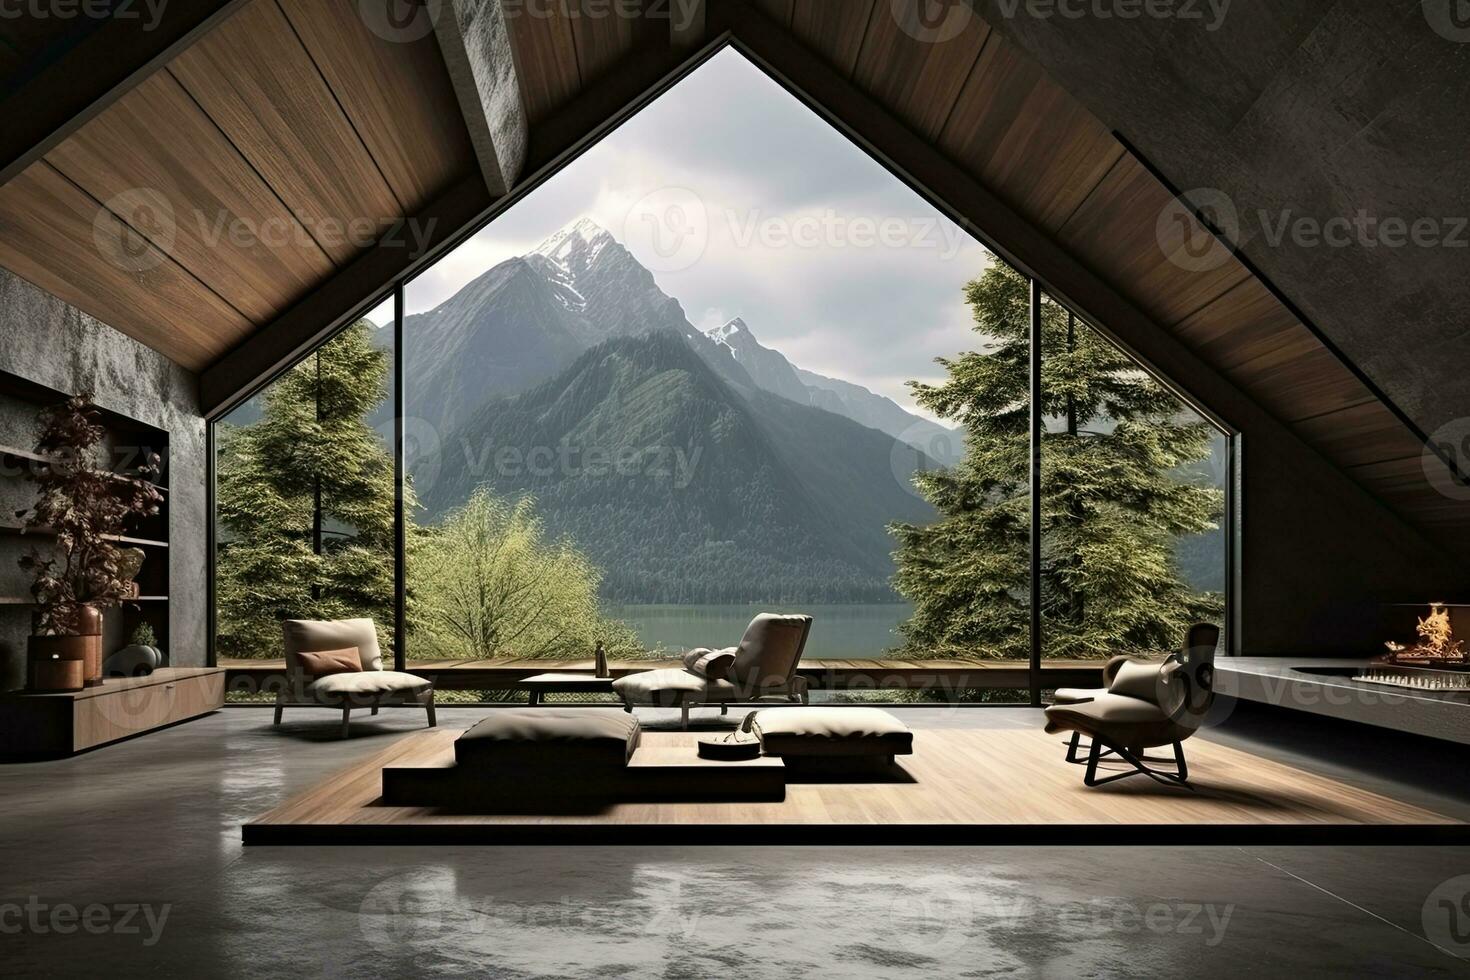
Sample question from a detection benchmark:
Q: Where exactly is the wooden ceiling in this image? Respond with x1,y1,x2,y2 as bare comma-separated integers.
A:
0,0,475,369
0,0,1464,551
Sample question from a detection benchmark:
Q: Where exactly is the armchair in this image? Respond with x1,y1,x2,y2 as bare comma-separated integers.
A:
272,618,436,739
1043,623,1220,786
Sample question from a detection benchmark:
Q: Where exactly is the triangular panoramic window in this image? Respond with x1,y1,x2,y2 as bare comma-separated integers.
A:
213,47,1229,704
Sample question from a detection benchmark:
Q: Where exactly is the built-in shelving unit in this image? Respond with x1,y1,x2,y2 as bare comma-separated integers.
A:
0,369,171,689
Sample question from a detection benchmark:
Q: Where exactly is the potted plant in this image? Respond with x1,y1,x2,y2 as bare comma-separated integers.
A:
104,620,162,677
15,391,163,688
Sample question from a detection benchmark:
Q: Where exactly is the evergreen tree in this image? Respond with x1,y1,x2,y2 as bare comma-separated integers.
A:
215,321,399,658
890,264,1223,660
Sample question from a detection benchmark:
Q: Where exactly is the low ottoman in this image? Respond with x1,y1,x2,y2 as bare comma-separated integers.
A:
455,708,641,772
383,708,641,809
752,707,913,775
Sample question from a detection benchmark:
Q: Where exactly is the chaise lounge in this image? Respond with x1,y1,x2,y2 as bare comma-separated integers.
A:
612,613,813,728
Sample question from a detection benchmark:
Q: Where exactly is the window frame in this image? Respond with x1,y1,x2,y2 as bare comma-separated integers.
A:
206,38,1238,692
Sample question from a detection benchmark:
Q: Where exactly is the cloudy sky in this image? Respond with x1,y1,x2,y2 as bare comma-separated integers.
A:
405,47,995,418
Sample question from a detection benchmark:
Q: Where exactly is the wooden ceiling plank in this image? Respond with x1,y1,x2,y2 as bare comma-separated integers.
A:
938,32,1123,234
277,0,480,209
1169,275,1308,370
1294,400,1429,469
790,0,876,78
1058,153,1251,326
45,71,334,326
1230,345,1375,424
0,162,250,369
168,0,401,266
751,0,795,27
568,0,639,84
501,0,580,123
852,1,991,140
0,0,250,186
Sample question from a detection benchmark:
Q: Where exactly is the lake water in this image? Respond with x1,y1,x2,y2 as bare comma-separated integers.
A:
606,603,913,660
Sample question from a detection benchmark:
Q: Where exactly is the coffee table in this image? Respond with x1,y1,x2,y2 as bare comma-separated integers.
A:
519,673,618,706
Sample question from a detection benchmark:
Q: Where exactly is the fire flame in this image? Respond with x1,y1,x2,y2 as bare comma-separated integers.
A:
1386,602,1466,661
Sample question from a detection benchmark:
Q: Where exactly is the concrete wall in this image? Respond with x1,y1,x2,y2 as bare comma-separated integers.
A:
0,269,205,690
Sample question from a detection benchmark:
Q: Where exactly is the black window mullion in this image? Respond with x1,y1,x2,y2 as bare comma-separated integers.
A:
1029,279,1043,708
393,282,407,671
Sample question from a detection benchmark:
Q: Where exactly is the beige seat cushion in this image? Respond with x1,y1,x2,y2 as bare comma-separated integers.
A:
1042,692,1177,750
306,670,431,699
753,707,913,757
611,668,739,706
455,709,641,770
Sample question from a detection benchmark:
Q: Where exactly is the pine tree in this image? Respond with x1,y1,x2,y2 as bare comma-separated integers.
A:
215,321,400,658
890,263,1223,661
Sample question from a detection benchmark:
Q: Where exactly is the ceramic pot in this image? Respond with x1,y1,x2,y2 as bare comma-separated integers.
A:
103,644,161,677
27,641,85,691
36,605,104,687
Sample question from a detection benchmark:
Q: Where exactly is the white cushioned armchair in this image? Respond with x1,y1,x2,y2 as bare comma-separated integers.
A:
273,618,436,739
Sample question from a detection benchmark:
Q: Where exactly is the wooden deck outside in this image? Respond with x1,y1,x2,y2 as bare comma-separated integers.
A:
220,657,1104,692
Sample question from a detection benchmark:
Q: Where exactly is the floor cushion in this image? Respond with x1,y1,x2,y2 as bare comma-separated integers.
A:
306,670,431,699
454,708,641,771
612,668,739,706
752,707,913,758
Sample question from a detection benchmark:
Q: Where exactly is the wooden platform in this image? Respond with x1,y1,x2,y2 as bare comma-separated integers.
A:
243,728,1463,845
221,657,1103,693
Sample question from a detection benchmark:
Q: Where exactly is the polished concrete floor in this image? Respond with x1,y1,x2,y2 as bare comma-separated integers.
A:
3,704,1470,977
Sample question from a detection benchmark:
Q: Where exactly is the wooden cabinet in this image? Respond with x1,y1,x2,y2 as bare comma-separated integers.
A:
0,668,223,756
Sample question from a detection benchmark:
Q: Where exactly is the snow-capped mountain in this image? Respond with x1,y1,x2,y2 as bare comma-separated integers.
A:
405,218,753,441
705,317,964,463
406,217,961,463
